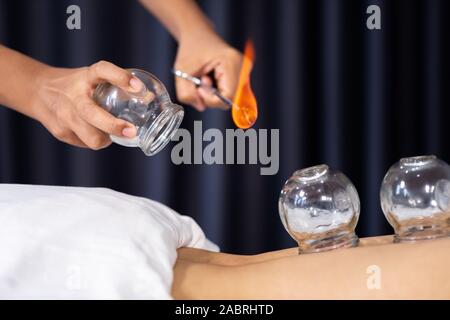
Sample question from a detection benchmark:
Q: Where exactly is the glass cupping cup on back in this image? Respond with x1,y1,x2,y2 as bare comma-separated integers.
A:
279,165,360,254
380,155,450,242
93,69,184,156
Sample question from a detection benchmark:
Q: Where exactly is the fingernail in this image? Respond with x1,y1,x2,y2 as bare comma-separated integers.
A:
129,77,143,91
122,126,136,138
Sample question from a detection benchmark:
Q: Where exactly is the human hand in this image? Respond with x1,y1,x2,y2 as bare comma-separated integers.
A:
174,31,243,111
32,61,143,149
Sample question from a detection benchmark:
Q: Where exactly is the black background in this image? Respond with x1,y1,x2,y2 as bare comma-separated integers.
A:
0,0,449,254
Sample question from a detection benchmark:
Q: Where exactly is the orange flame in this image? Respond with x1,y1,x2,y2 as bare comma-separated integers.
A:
232,40,258,129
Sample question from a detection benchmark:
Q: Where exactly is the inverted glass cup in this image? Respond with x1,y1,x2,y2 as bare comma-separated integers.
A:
93,69,184,156
380,155,450,243
279,165,360,254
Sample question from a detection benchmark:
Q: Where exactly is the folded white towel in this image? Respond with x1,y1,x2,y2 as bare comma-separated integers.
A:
0,184,218,299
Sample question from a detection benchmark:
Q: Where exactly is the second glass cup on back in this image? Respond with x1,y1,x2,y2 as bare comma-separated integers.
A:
380,155,450,242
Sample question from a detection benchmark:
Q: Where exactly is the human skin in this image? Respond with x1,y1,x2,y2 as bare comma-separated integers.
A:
0,45,141,149
139,0,243,111
172,236,450,299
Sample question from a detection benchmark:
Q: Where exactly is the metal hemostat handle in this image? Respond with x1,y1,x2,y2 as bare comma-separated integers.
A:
172,69,233,109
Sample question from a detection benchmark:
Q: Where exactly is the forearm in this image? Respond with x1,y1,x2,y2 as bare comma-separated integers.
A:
0,45,48,120
173,237,450,299
138,0,217,42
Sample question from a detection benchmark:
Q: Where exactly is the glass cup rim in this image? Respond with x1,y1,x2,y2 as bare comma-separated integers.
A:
293,164,329,182
400,155,436,167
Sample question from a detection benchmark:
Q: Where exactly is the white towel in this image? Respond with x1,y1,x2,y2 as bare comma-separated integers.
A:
0,184,218,299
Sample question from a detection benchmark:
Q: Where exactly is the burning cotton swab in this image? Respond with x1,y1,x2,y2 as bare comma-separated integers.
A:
231,40,258,129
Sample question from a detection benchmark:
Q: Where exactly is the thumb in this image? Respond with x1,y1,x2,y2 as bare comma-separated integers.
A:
88,60,143,93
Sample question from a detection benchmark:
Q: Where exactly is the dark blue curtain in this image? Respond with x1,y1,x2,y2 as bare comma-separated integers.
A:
0,0,449,254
